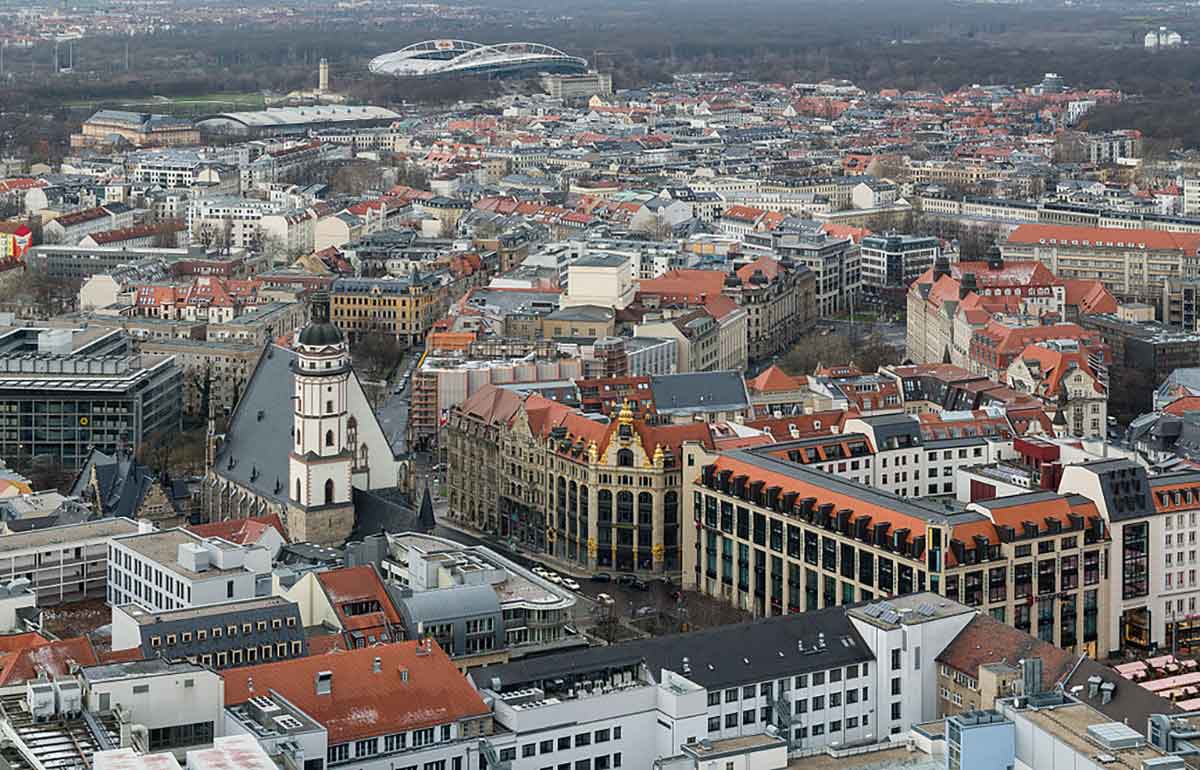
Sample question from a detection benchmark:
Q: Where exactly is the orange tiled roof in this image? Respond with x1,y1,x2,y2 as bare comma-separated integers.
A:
1063,279,1118,314
317,565,403,633
1164,397,1200,417
0,636,98,686
747,365,806,394
187,513,288,545
223,642,489,744
1008,224,1200,254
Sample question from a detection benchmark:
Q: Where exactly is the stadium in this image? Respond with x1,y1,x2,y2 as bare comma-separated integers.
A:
368,39,588,80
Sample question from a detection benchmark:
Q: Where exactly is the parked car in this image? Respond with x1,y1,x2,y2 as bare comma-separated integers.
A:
635,605,657,617
561,578,581,591
544,572,563,585
618,574,649,591
596,593,615,606
592,572,613,583
531,566,550,578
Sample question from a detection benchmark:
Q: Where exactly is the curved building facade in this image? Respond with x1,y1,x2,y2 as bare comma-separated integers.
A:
369,39,587,79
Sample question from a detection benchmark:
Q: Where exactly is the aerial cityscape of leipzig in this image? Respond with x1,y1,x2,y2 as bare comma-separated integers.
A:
13,1,1200,769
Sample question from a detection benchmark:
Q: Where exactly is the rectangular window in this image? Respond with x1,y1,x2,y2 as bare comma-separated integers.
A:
1123,523,1149,599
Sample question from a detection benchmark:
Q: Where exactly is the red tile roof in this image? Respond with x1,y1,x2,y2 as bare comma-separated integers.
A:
735,255,782,284
223,641,489,744
937,613,1076,690
0,636,98,686
1063,279,1118,314
457,384,525,425
1014,343,1105,397
1164,397,1200,417
307,633,348,656
1007,224,1200,254
745,410,853,438
317,566,403,634
188,514,288,545
99,646,147,663
747,365,806,394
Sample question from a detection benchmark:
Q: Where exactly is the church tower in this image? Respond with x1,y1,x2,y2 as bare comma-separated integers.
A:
288,292,355,544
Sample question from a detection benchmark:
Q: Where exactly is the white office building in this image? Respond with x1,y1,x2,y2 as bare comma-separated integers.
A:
108,528,272,612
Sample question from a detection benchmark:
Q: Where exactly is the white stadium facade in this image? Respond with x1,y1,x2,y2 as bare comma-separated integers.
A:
368,39,588,80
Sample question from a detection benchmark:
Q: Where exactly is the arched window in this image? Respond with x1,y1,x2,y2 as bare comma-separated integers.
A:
638,492,653,525
324,478,334,505
617,491,634,523
617,448,635,467
597,489,612,522
295,478,302,501
325,430,334,447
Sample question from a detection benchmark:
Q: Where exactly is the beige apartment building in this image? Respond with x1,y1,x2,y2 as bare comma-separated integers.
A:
1003,223,1200,306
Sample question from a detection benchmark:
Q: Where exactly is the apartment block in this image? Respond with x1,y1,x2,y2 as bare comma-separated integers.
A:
0,518,139,606
110,596,307,669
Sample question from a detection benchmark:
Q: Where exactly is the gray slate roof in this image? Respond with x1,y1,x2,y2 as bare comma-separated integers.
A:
397,583,501,625
473,604,871,692
69,448,154,519
212,345,296,505
650,370,749,415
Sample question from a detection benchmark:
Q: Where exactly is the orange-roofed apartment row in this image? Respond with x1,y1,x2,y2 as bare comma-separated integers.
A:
1001,223,1200,308
682,441,1114,657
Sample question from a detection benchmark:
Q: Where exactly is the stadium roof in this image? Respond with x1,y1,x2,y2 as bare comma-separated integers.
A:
369,39,587,79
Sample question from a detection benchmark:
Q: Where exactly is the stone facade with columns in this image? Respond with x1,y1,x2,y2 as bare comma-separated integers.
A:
444,384,715,577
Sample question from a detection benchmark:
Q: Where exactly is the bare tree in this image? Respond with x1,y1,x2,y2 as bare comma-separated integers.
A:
151,221,180,248
352,330,403,380
636,212,674,240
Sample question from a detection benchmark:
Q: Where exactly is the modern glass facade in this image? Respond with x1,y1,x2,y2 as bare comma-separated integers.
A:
0,360,182,471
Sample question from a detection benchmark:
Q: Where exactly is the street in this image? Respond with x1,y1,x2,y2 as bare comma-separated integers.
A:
431,515,682,626
374,351,417,455
376,389,409,455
